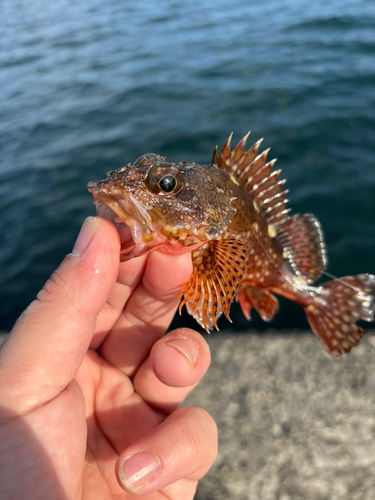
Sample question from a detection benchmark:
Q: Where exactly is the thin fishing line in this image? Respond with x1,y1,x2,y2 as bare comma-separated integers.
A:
322,270,363,296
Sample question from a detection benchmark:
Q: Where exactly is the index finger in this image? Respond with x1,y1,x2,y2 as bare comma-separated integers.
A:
99,250,193,377
0,217,120,412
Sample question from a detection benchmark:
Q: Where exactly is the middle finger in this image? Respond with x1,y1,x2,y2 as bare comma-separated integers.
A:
99,250,193,377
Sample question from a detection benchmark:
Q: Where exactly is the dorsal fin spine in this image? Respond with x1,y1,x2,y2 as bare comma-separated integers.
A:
238,131,251,148
270,208,292,226
249,159,276,188
259,180,286,200
260,171,283,191
241,139,264,175
247,166,280,188
265,198,288,213
212,145,219,165
244,149,270,180
219,133,233,163
217,133,292,232
251,169,282,197
230,132,250,163
262,189,289,209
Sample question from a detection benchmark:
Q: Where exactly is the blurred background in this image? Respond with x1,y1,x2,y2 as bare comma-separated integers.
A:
1,0,375,329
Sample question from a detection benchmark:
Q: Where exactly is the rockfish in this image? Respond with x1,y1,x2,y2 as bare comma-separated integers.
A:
87,134,375,358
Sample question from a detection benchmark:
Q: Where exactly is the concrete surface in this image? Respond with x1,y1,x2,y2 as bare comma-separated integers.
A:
183,331,375,500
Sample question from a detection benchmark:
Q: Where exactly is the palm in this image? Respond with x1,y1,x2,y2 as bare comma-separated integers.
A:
0,219,216,499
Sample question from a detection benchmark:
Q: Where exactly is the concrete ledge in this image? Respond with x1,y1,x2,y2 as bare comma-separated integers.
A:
183,331,375,500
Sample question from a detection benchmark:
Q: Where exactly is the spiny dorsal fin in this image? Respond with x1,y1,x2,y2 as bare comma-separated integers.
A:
277,213,327,283
216,133,290,233
179,239,248,331
217,132,264,179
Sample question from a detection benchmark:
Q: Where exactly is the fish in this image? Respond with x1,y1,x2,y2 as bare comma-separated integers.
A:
87,133,375,358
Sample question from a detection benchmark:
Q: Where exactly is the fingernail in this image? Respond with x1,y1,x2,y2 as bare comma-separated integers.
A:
165,337,199,366
119,452,160,491
71,217,96,256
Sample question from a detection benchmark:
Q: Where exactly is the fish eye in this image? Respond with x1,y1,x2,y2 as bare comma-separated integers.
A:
146,163,184,196
158,175,177,193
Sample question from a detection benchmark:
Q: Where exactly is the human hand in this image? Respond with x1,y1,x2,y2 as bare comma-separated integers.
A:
0,217,217,499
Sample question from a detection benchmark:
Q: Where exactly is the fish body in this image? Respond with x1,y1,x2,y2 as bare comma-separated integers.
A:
88,134,375,358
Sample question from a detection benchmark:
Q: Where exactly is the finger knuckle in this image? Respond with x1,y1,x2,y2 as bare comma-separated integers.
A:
36,269,70,305
175,407,218,459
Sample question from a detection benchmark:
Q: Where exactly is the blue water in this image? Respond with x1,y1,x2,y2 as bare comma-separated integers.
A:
1,0,375,331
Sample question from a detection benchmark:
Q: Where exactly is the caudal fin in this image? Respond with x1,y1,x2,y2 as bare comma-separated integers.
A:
304,274,375,358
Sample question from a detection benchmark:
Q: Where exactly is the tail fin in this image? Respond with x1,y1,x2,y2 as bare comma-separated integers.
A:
304,274,375,358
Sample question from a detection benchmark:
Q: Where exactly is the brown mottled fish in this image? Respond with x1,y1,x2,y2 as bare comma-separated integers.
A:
87,133,375,358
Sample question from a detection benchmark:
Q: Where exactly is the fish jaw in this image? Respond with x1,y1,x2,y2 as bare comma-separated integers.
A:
87,180,166,261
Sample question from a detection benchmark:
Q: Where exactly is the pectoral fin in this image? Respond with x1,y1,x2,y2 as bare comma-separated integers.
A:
179,240,248,331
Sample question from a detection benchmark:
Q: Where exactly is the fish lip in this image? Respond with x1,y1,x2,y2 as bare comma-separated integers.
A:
87,181,147,226
87,181,153,257
87,181,132,219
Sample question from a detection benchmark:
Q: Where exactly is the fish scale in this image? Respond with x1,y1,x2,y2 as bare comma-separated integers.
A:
88,133,375,358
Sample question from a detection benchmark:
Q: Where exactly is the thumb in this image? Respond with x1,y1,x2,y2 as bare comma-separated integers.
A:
0,217,120,412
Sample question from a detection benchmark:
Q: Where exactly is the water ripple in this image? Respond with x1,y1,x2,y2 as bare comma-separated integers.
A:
1,0,374,330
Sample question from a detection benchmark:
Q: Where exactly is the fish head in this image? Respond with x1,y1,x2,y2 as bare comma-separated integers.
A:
87,153,236,261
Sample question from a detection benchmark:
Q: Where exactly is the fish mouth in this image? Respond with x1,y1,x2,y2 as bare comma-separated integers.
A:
87,181,156,261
